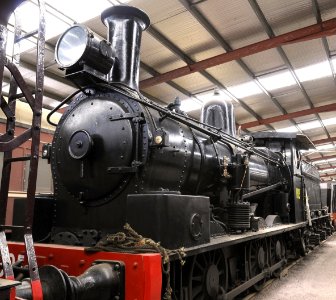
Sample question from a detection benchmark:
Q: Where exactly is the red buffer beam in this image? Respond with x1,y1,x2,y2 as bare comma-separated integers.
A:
140,18,336,89
240,103,336,129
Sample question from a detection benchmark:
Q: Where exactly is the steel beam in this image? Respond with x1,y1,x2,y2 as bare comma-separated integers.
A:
249,0,333,144
320,173,336,178
139,18,336,88
318,166,336,171
146,23,271,128
146,27,274,126
309,154,336,162
240,103,336,129
312,137,336,145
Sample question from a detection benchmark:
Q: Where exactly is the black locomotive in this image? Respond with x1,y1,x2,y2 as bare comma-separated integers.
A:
11,5,334,300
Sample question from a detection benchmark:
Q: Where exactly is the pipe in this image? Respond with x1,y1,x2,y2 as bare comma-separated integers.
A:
139,18,336,89
242,182,283,200
101,6,150,90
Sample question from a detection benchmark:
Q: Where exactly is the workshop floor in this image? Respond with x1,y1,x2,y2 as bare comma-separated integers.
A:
253,233,336,300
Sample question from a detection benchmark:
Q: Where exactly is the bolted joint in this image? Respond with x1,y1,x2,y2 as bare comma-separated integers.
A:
7,129,14,135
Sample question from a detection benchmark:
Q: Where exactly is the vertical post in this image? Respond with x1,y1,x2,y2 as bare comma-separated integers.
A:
23,1,46,299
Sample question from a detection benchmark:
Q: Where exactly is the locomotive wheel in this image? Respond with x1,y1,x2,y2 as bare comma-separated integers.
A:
188,249,228,299
295,230,307,256
269,238,286,278
248,239,267,291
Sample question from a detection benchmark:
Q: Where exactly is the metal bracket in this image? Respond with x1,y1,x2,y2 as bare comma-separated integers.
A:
107,166,138,174
107,160,143,174
109,112,143,122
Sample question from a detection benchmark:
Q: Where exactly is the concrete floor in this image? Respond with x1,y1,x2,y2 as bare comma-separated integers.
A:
253,234,336,300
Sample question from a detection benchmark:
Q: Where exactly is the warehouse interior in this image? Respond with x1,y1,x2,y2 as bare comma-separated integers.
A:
2,0,336,191
0,0,336,299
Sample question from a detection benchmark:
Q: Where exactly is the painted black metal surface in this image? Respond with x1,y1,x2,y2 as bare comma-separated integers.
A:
127,193,210,248
102,6,150,90
6,3,333,300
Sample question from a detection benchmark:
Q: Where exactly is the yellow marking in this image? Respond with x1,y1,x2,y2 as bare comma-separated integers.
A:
296,188,301,200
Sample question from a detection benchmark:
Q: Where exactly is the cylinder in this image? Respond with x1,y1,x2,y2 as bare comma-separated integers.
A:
101,6,150,90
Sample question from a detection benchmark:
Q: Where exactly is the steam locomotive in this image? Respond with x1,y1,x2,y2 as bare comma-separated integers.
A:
8,5,333,300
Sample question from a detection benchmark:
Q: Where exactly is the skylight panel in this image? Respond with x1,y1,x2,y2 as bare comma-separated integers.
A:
295,61,332,82
7,1,69,54
276,126,298,133
323,117,336,127
313,159,327,165
316,144,335,150
331,57,336,71
9,1,39,33
227,81,263,99
46,0,112,23
298,120,321,131
180,99,203,112
318,168,335,173
258,70,296,91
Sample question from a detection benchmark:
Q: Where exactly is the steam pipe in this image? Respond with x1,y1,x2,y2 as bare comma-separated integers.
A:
101,6,150,90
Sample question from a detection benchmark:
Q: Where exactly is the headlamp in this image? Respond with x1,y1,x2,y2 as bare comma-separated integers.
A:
55,25,114,84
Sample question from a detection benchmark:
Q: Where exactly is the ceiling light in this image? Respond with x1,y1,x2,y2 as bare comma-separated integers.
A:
275,116,336,134
298,120,320,131
331,57,336,71
180,98,203,112
323,117,336,126
276,126,298,133
319,168,335,173
227,81,263,98
258,70,296,91
313,157,336,165
313,159,327,165
316,144,335,150
45,0,113,23
8,1,69,53
295,61,332,82
9,1,39,33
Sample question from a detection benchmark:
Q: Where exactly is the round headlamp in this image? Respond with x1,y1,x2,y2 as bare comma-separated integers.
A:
55,24,113,75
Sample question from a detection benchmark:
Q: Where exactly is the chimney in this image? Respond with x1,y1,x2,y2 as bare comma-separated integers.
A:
101,6,150,90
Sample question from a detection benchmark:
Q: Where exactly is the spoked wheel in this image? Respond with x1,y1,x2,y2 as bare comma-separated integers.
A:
269,237,286,278
295,230,307,256
248,239,267,291
188,249,228,299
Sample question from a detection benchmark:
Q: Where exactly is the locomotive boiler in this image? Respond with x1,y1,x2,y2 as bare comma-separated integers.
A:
7,5,334,300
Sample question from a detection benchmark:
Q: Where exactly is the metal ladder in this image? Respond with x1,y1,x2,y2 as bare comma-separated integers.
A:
0,0,46,299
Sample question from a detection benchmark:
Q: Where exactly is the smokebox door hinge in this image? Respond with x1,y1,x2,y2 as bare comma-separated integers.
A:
107,160,143,174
